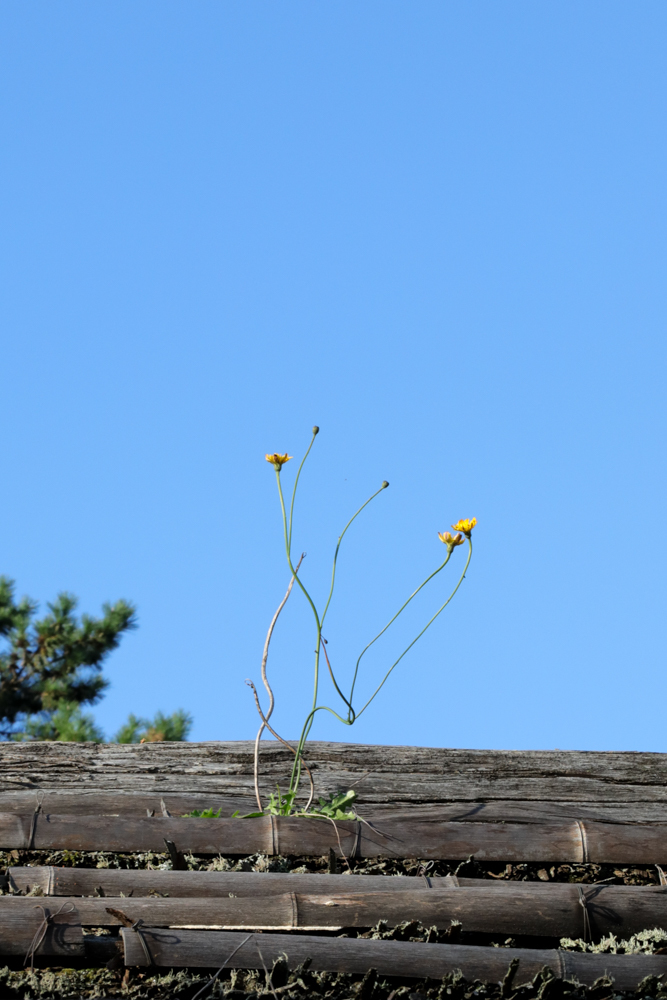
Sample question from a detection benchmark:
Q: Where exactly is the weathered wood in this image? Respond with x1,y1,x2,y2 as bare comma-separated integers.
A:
120,928,667,988
3,884,666,939
3,812,667,862
0,900,84,957
2,743,667,824
2,791,665,825
9,866,662,902
8,867,460,897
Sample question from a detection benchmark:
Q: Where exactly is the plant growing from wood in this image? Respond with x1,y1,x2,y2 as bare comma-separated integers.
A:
247,427,476,817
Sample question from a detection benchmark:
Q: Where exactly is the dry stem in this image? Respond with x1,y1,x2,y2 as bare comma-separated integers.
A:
252,555,311,812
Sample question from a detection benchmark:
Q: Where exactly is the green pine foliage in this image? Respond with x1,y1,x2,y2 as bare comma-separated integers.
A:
114,709,192,743
0,576,136,740
0,575,193,743
15,701,105,743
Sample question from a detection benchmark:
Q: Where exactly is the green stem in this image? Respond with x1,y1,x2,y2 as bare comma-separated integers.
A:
316,486,387,717
275,460,324,799
319,635,354,720
321,484,388,629
348,549,453,711
288,430,318,553
289,703,353,796
277,470,318,612
354,537,473,719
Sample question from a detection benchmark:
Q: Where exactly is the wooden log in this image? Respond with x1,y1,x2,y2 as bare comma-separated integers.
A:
120,928,667,988
2,742,667,825
2,884,666,939
3,812,667,862
0,900,84,957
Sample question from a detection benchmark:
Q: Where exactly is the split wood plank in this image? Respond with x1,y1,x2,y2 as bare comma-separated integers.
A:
3,812,667,862
120,928,667,988
2,886,666,939
1,743,667,825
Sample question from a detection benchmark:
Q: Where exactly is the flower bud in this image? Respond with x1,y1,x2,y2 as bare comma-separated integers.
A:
438,530,465,551
382,481,389,488
312,426,320,435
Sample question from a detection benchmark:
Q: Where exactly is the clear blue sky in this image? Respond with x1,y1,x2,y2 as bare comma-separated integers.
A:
1,2,665,751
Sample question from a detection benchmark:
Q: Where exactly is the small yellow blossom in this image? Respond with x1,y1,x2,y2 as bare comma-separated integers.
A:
438,531,464,550
265,453,292,471
451,517,477,537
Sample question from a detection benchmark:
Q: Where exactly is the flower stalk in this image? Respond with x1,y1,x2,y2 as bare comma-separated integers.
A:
248,427,476,813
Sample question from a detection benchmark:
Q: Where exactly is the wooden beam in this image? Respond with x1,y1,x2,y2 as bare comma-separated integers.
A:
1,743,666,823
120,928,667,988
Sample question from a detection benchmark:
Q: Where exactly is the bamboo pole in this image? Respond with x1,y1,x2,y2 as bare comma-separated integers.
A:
3,813,667,863
8,866,660,901
1,884,665,940
0,901,84,958
120,928,667,988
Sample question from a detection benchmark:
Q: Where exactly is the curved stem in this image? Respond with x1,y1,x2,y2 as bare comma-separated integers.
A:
252,555,304,811
321,485,388,628
247,680,315,810
354,537,473,719
275,468,324,800
288,700,353,799
288,430,318,552
348,550,453,711
320,635,354,720
307,484,387,720
276,462,322,804
276,472,321,631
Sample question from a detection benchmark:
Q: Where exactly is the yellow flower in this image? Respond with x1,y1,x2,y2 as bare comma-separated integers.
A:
438,531,464,551
451,517,477,537
265,453,292,471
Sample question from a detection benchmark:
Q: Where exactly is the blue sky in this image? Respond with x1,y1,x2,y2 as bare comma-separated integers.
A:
1,2,665,751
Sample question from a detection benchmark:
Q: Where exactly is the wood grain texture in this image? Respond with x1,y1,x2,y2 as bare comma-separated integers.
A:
120,928,667,988
9,867,459,897
7,867,661,906
1,742,667,824
2,885,665,939
0,901,84,957
3,812,667,862
2,793,666,824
